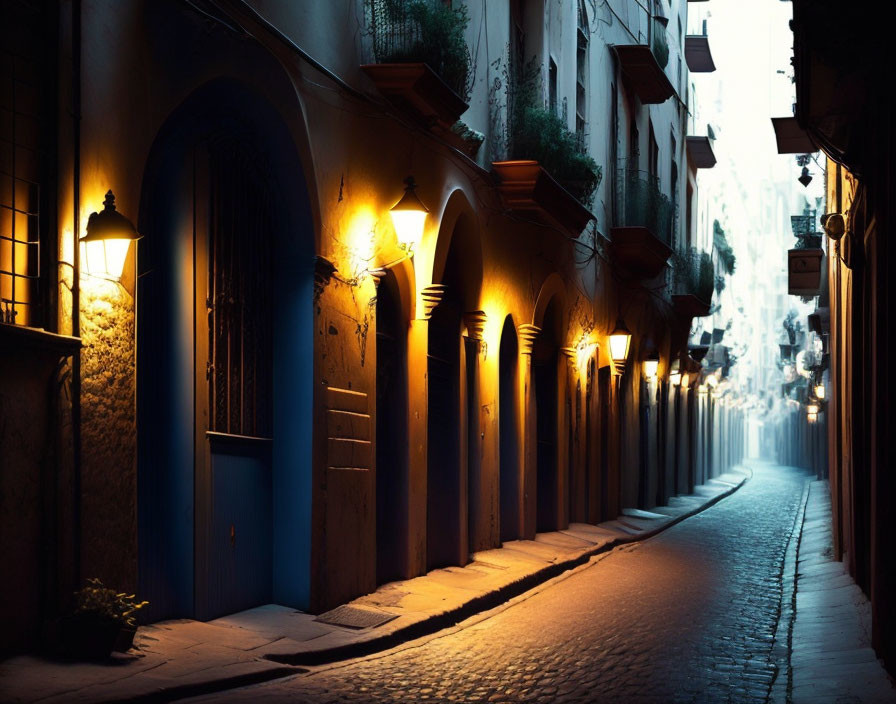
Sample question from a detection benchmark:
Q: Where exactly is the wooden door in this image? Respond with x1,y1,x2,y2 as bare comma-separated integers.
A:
194,136,273,619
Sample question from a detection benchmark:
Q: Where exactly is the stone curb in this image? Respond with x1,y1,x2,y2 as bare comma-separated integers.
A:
266,468,752,667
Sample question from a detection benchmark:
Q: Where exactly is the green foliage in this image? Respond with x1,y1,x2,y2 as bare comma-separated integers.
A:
713,220,736,274
74,578,148,628
673,247,714,304
507,58,602,205
375,0,472,102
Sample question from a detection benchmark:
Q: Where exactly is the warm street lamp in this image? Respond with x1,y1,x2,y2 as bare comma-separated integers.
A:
390,176,428,253
642,351,659,380
608,318,632,372
807,403,819,415
81,191,138,281
807,411,818,423
814,383,826,400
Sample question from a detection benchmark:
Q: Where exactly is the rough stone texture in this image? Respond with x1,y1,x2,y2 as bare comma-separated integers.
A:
201,464,810,703
79,279,137,594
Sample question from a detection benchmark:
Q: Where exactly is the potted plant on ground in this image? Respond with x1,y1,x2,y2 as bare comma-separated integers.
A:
60,578,148,659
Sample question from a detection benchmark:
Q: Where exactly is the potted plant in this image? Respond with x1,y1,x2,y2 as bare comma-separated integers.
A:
671,248,714,317
362,0,472,130
60,578,148,659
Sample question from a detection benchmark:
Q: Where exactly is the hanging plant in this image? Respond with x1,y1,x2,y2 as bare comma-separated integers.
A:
506,58,602,206
369,0,473,102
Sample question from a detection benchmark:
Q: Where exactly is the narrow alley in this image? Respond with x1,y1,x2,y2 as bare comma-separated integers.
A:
185,463,889,703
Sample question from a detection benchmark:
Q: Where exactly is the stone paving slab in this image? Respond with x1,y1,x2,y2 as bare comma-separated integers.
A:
790,480,896,703
0,468,749,704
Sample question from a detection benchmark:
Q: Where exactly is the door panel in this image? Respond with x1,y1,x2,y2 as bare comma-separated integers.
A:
207,437,272,617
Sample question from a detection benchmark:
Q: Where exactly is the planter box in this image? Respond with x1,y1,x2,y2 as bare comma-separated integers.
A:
58,614,124,660
360,63,468,133
672,293,712,318
492,160,593,235
609,226,672,279
788,248,824,296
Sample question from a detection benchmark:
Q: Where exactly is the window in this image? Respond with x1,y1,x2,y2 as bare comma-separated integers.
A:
549,58,557,115
511,0,525,81
648,122,658,178
576,1,589,150
1,0,51,328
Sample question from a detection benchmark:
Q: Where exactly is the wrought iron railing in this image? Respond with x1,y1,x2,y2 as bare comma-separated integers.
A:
613,161,676,246
366,0,472,102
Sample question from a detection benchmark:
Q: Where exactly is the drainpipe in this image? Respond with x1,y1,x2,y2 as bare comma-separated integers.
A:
71,0,82,590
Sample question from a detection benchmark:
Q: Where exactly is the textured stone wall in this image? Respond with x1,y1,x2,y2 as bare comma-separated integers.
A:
79,277,137,594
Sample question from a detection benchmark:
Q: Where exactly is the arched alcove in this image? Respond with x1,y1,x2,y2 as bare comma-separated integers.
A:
137,79,315,620
499,315,521,542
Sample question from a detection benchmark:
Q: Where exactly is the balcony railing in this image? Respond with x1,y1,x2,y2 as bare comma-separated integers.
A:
614,162,676,246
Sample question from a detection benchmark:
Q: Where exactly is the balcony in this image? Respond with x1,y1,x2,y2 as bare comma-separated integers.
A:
685,23,716,73
609,164,676,279
686,136,716,168
492,161,594,236
770,117,818,154
614,18,675,104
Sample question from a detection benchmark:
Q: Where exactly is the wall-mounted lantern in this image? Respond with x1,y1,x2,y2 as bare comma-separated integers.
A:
81,191,138,281
642,351,659,380
814,383,825,400
806,403,819,416
807,411,818,424
390,176,428,254
608,318,632,372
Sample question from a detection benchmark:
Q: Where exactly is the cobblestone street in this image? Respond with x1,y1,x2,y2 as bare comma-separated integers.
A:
194,463,810,703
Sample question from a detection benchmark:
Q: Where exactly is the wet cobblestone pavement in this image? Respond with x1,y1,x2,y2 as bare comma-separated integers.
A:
197,464,809,703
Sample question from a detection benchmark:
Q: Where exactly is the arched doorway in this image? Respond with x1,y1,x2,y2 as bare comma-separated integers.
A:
137,80,314,621
426,205,482,570
535,297,563,532
499,316,520,542
427,292,462,569
376,271,408,584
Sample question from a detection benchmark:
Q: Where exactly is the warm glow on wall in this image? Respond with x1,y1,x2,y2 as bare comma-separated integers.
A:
390,176,428,252
681,373,690,389
81,191,138,281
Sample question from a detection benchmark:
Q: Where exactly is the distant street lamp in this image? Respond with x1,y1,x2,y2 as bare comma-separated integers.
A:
390,176,428,254
608,319,632,372
81,191,138,281
643,351,659,380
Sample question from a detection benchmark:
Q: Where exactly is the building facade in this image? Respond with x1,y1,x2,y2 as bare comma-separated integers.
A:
0,0,744,654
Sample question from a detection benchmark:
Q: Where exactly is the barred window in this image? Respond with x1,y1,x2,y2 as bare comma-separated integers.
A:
1,0,51,328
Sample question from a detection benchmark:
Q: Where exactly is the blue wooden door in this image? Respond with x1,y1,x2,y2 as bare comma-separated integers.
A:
194,136,274,620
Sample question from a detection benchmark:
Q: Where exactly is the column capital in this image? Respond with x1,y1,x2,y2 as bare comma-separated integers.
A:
518,324,541,355
420,284,447,320
463,310,487,341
